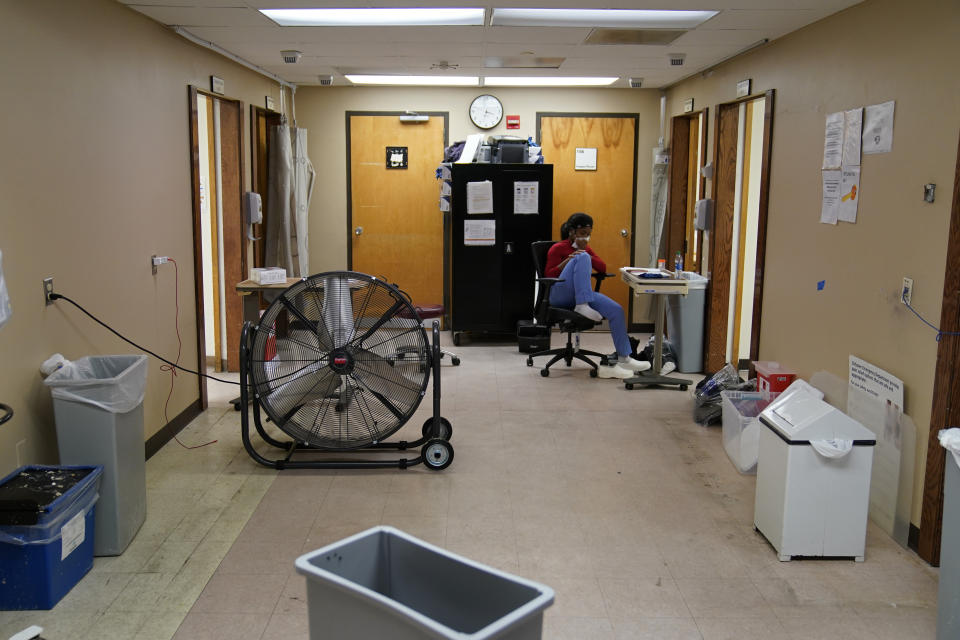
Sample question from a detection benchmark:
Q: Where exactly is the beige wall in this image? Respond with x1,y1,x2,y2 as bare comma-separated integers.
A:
0,0,288,471
665,0,960,524
294,86,662,324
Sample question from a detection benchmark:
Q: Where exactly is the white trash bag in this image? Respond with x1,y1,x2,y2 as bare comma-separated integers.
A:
44,355,148,413
941,428,960,470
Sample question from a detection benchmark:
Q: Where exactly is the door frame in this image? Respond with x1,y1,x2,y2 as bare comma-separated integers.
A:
704,90,775,372
250,105,283,271
664,108,709,272
535,112,641,325
188,85,245,407
344,110,450,269
918,131,960,565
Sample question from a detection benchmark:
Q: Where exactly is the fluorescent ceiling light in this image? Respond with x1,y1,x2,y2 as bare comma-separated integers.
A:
260,8,485,27
484,76,618,87
489,8,717,29
345,75,480,86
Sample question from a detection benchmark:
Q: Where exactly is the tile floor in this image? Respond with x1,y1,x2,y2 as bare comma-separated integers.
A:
0,331,940,639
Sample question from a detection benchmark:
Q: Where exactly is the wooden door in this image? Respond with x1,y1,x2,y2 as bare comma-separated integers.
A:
347,113,447,306
189,87,244,397
251,105,283,270
538,115,638,314
704,91,774,373
918,130,960,565
665,111,708,273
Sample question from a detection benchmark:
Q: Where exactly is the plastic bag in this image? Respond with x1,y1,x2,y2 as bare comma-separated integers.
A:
940,428,960,470
694,364,741,405
0,249,11,330
693,365,754,426
636,336,678,370
43,355,147,413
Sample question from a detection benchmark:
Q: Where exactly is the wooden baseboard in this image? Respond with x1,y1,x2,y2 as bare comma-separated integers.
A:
628,323,655,333
909,523,921,554
145,398,203,460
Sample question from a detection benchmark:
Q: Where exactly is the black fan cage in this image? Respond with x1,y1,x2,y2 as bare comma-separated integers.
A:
248,272,431,449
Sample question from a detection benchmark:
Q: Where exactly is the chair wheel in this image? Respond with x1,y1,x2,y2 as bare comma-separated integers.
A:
526,357,533,366
625,383,634,390
452,332,461,346
589,368,598,378
451,357,461,366
540,369,550,377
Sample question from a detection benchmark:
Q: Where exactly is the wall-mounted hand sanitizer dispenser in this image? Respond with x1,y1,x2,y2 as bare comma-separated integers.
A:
244,192,262,241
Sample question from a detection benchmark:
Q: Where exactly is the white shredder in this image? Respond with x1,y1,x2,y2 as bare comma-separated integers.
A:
754,380,876,561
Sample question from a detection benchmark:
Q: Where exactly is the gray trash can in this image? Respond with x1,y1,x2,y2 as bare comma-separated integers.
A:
938,429,960,639
295,526,554,639
44,355,148,556
665,271,708,373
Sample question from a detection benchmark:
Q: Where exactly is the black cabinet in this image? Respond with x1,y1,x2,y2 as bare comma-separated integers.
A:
444,163,553,343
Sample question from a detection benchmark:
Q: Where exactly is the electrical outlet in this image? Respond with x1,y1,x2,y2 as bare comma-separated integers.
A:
16,440,26,466
901,277,913,306
151,255,158,275
43,277,54,305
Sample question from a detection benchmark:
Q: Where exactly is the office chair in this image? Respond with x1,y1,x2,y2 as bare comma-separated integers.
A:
526,240,612,377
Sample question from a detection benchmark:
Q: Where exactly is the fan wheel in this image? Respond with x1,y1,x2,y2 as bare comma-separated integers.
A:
422,438,454,470
248,272,430,450
421,417,452,441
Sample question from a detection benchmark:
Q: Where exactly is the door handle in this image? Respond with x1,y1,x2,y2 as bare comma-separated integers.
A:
620,228,629,237
355,226,363,236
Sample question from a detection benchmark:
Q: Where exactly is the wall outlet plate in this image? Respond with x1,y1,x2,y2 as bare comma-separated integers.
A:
43,277,54,305
901,277,913,305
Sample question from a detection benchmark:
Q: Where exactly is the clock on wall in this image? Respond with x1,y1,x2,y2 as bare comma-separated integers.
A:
469,94,503,129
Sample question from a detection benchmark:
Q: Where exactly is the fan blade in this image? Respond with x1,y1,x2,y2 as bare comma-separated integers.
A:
279,296,317,332
351,299,406,346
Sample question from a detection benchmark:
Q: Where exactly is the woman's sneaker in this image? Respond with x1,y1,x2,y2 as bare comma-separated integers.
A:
618,355,652,372
597,364,634,379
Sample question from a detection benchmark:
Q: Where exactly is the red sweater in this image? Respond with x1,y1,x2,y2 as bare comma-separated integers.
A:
545,241,606,278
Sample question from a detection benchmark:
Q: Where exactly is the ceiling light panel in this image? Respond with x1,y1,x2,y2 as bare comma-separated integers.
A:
489,9,718,29
483,76,618,87
345,75,480,86
260,8,486,27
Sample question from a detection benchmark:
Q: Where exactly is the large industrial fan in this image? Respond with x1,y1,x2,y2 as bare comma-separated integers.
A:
239,271,453,470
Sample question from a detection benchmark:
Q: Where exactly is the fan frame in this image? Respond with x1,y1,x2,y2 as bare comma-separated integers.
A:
238,272,453,470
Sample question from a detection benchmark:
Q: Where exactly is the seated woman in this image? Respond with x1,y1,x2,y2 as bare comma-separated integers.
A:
545,212,650,377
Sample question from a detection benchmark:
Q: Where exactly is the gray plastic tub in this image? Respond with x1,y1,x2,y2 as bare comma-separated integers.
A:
938,451,959,638
295,526,554,639
665,271,708,373
46,355,147,556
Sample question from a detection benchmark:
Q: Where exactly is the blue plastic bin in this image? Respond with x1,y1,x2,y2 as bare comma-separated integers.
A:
0,465,102,610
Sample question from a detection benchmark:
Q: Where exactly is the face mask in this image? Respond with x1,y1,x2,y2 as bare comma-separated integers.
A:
572,235,590,246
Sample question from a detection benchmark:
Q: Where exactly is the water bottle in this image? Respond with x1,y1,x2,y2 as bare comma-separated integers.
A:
674,251,684,276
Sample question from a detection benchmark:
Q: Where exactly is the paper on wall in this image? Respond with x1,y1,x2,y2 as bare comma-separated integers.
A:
466,180,493,214
513,181,539,214
822,112,844,169
464,219,495,246
862,100,895,154
820,170,841,224
838,166,861,223
843,108,863,167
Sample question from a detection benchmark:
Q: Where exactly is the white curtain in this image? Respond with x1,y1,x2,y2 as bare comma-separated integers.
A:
265,124,292,272
291,128,316,277
648,147,670,267
265,125,315,277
